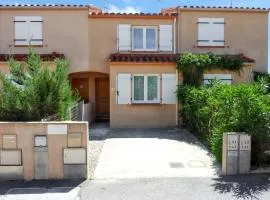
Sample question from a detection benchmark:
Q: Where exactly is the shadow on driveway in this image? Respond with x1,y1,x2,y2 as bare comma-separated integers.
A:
211,174,270,200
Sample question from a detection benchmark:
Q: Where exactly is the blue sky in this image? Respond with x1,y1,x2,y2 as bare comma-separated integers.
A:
1,0,270,13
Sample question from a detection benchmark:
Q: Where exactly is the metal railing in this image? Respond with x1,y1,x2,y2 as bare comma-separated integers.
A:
41,100,84,121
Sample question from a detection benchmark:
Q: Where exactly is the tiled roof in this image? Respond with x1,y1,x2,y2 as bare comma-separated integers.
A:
0,4,94,9
162,5,269,13
89,12,176,17
223,54,255,63
0,52,64,62
110,54,178,63
109,53,255,63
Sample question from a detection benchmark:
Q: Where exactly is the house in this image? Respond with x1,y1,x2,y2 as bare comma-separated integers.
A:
0,4,267,128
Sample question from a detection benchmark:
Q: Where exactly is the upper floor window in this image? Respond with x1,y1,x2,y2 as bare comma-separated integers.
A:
198,18,225,47
14,16,43,46
118,24,173,52
132,26,157,51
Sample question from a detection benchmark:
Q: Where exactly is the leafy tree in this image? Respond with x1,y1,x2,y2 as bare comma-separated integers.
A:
0,48,79,121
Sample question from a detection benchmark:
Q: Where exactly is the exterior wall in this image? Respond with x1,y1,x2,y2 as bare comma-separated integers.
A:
89,17,175,74
0,61,56,74
0,122,88,180
177,10,268,72
110,63,178,128
0,9,89,73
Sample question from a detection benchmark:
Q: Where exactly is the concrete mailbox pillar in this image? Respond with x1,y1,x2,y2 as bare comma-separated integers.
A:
239,134,251,174
222,132,251,175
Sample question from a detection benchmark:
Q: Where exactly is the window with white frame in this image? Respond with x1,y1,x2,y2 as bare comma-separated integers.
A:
14,16,43,46
117,73,177,105
133,74,160,103
132,27,157,51
118,24,173,52
198,18,225,47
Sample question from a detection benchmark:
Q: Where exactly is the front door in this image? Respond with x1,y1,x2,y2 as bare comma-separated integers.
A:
95,78,110,121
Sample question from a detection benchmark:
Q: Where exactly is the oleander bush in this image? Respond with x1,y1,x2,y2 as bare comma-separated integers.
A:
0,48,78,121
178,82,270,166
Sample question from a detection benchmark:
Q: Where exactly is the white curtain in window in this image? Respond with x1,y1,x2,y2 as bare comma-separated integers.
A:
133,28,143,49
147,76,158,101
146,28,156,49
134,76,144,101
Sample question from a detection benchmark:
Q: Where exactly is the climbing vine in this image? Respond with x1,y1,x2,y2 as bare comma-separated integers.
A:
176,52,244,86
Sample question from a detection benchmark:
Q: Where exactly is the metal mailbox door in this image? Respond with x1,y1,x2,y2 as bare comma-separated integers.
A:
34,136,49,180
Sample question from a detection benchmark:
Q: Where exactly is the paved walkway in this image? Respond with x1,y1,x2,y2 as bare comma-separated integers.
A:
94,128,219,179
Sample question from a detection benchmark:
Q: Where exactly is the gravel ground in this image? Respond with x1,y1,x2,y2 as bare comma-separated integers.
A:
88,123,109,179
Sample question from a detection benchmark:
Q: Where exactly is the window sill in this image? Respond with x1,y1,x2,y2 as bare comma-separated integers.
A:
130,50,159,53
196,45,226,48
131,102,162,105
14,45,44,47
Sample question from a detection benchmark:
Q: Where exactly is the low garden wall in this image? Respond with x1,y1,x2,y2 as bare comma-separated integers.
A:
0,121,89,180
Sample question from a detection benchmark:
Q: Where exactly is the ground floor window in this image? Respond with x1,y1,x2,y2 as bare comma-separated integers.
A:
133,74,160,103
116,73,177,105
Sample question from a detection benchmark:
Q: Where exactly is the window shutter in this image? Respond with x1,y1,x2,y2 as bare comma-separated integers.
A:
14,16,29,45
211,18,225,46
117,73,131,104
159,25,173,51
203,74,232,85
162,73,177,104
118,24,131,51
29,16,43,45
198,18,211,46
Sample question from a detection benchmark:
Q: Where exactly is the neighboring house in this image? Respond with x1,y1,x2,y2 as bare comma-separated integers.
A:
0,4,98,73
162,6,268,73
0,4,267,128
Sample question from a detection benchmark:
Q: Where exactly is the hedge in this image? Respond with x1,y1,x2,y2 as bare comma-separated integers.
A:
178,82,270,166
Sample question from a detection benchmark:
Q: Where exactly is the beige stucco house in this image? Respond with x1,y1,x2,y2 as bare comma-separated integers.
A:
0,4,267,128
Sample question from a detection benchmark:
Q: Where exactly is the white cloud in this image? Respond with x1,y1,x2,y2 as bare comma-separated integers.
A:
107,4,142,13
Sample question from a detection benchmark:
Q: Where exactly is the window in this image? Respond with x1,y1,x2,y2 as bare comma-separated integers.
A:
133,74,160,103
118,24,173,52
117,73,177,105
15,16,43,46
203,74,232,85
132,27,157,51
198,18,225,47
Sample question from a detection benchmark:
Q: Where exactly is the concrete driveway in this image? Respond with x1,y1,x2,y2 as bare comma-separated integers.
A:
94,128,219,179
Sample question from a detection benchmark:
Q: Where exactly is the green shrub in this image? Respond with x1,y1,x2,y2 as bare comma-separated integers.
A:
177,52,244,86
178,83,270,166
0,48,79,121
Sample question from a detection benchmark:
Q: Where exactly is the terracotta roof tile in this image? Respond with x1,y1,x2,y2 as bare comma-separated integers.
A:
162,5,269,14
0,52,64,62
89,12,177,17
109,53,178,63
109,53,255,63
0,4,99,10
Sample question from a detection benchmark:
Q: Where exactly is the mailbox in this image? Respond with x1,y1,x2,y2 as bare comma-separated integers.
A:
2,135,17,149
34,136,47,147
0,150,22,165
67,133,82,148
63,148,86,164
222,132,251,175
239,134,251,174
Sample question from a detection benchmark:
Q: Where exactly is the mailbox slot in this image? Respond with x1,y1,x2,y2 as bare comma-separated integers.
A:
34,135,47,147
